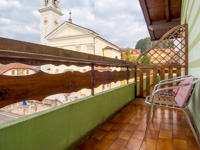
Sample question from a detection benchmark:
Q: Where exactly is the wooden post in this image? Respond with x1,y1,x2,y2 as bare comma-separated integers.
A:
91,64,95,95
135,66,138,97
153,68,157,88
168,67,173,87
140,69,144,97
126,66,129,84
146,69,150,96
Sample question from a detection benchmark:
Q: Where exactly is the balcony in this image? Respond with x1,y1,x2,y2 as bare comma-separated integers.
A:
78,98,199,150
1,7,200,150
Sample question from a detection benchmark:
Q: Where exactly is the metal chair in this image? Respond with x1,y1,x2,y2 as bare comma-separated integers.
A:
144,75,200,147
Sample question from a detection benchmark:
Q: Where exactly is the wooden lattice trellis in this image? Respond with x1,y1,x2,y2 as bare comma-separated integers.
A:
137,24,188,67
135,24,188,97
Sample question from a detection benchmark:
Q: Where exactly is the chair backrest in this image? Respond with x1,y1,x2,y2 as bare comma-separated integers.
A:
175,78,194,107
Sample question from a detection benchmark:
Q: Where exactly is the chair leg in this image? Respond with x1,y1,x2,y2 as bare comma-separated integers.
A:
144,103,153,140
182,109,200,147
152,105,156,122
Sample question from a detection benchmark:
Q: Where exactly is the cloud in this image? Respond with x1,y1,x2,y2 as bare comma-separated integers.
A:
0,0,149,48
0,0,21,8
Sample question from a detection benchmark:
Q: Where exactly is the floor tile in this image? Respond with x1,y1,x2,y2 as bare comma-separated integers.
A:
118,130,132,140
160,123,172,131
173,129,186,140
132,130,145,140
187,136,199,147
125,138,142,150
78,138,98,149
124,123,137,132
109,138,127,150
141,139,157,150
137,123,147,131
104,129,120,140
173,139,187,150
157,138,172,150
147,130,159,140
91,129,107,140
101,123,114,131
159,130,172,139
149,122,160,131
93,138,112,150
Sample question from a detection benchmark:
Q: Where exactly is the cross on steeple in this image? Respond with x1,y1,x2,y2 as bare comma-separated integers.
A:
69,11,72,23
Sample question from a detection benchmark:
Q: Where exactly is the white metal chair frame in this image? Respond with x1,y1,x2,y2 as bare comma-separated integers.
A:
144,75,200,147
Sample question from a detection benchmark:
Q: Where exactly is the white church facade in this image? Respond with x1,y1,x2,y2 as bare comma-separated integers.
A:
38,0,120,59
38,0,121,97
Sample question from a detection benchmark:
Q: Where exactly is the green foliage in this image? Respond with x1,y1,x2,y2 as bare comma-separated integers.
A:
124,48,138,63
141,54,151,65
135,37,174,53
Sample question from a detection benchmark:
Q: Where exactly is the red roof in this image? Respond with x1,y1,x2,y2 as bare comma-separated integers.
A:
103,46,114,50
0,63,32,74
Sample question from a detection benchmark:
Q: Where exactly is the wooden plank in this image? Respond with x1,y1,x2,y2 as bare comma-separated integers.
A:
129,70,135,79
160,68,165,88
95,71,127,87
153,68,158,88
165,0,171,22
146,69,151,96
140,69,144,97
0,37,135,67
0,71,92,108
168,67,173,87
91,64,95,95
176,67,182,85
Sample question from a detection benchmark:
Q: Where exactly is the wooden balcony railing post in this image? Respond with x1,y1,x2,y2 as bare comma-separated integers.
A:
135,66,137,97
91,64,95,95
126,66,129,84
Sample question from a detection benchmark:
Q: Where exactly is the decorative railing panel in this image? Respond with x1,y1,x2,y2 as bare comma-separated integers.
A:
0,38,136,108
136,24,188,97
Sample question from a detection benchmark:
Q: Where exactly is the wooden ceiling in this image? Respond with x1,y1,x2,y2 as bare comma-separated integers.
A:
139,0,182,40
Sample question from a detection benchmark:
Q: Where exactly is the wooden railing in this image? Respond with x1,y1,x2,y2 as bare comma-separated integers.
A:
0,37,136,108
0,24,188,108
136,24,188,97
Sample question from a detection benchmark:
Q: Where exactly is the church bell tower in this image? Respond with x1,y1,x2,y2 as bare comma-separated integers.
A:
38,0,63,45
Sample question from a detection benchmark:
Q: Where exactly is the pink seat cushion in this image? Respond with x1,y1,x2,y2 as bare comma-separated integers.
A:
175,78,194,107
173,80,184,95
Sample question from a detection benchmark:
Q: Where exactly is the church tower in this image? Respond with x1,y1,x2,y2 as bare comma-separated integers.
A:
38,0,63,45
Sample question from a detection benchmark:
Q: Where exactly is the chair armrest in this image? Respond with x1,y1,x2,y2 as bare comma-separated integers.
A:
154,77,191,91
153,78,199,96
159,75,192,84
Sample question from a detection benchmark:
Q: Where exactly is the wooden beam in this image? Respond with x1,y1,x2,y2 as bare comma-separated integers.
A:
0,37,135,67
139,0,155,40
165,0,171,22
149,20,179,31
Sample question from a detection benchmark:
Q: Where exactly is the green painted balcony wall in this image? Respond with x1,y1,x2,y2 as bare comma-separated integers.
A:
0,83,135,150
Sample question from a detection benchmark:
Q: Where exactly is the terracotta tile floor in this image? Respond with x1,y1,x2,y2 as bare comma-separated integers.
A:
77,98,200,150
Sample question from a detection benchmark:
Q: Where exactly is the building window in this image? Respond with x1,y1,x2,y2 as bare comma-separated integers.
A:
115,56,118,59
87,43,94,50
76,45,81,51
45,0,48,5
26,70,29,75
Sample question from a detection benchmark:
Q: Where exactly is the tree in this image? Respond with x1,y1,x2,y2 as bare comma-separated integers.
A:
124,47,131,62
124,48,138,63
135,37,152,53
135,37,174,53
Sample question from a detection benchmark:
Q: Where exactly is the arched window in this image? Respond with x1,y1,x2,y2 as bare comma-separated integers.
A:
45,0,48,5
115,56,118,59
54,0,58,6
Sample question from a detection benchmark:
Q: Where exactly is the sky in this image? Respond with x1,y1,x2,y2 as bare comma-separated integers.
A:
0,0,149,48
